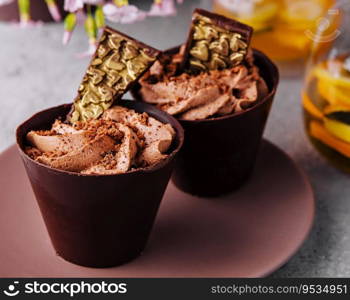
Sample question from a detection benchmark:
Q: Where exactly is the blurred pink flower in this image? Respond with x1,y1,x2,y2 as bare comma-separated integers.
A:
148,0,176,17
64,0,102,12
0,0,14,5
64,0,83,12
103,3,146,24
13,20,43,28
62,30,73,45
47,2,62,22
84,0,103,5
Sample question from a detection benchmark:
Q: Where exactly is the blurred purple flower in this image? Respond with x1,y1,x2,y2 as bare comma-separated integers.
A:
148,0,176,17
103,3,146,24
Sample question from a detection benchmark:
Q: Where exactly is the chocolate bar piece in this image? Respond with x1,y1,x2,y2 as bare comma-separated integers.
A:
69,26,160,122
182,9,253,74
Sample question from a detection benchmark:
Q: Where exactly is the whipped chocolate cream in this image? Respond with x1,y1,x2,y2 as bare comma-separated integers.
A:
139,47,268,120
25,106,175,174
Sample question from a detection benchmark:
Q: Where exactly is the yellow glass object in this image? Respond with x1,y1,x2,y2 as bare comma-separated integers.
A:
309,121,350,158
324,118,350,143
302,0,350,172
213,0,336,61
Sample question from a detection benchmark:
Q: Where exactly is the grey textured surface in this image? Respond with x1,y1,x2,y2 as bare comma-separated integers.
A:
0,0,349,277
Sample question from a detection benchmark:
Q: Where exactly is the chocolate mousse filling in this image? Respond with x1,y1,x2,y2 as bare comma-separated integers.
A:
139,47,269,121
25,106,175,174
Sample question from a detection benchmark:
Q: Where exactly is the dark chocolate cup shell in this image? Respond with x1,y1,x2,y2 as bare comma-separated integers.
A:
131,48,279,197
16,100,184,268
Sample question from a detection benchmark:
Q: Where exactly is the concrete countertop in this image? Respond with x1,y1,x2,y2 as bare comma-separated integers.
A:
0,0,349,277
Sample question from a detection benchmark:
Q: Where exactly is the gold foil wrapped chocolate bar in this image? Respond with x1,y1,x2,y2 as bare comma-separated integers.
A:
182,9,253,74
69,27,160,122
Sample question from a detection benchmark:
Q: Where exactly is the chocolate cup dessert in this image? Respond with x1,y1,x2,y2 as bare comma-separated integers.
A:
131,47,279,197
16,100,184,268
0,0,66,22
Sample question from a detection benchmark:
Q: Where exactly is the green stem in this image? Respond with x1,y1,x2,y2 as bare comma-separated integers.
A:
95,5,105,29
85,8,97,40
18,0,30,21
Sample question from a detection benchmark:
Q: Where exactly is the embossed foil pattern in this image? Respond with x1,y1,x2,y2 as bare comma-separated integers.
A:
70,27,159,122
186,11,251,73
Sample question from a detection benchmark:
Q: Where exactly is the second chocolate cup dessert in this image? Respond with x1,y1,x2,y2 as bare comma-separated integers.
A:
132,9,279,197
16,100,184,267
132,47,278,196
131,9,279,196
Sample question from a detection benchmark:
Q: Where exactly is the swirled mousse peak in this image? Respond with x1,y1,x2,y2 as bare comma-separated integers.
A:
25,106,175,174
138,9,268,121
139,48,268,120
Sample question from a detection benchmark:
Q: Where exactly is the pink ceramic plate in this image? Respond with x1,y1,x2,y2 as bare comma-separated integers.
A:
0,140,314,277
